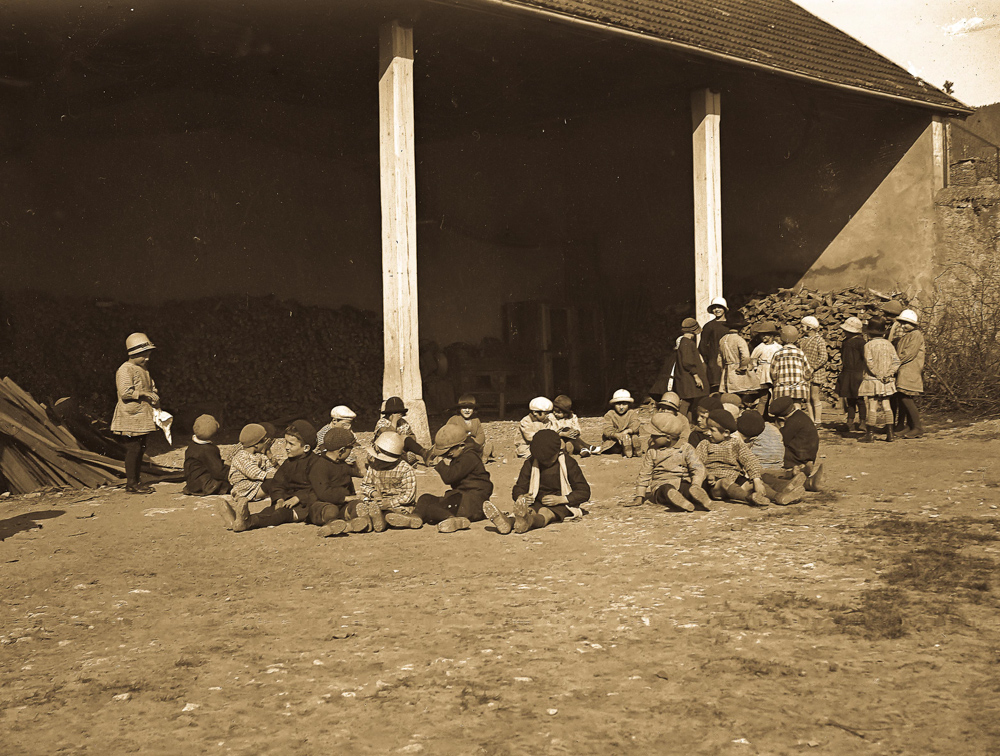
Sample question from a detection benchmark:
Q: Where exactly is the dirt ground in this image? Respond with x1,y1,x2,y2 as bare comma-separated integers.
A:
3,411,1000,755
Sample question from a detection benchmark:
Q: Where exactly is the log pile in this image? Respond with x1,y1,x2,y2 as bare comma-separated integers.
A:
0,377,181,494
741,285,909,400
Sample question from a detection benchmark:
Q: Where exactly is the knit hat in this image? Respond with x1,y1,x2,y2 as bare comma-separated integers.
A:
657,391,681,410
801,315,820,330
553,395,573,412
373,430,405,462
881,300,904,317
610,389,634,405
330,405,357,420
382,396,407,415
780,325,799,343
700,395,724,412
707,409,737,432
456,394,477,408
898,309,919,326
649,413,687,438
431,423,467,455
285,419,318,449
319,427,357,452
769,396,795,417
681,317,702,334
720,393,742,408
841,317,863,334
125,332,156,356
193,414,220,441
708,296,729,312
529,396,554,412
239,423,267,448
529,428,562,459
752,320,779,335
737,410,765,438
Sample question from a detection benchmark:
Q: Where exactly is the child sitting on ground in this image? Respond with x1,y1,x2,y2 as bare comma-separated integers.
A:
415,424,494,534
183,414,230,496
602,389,641,457
316,405,357,449
314,427,366,537
550,394,599,456
631,413,710,512
687,394,722,448
355,430,419,532
227,423,277,503
736,410,806,505
484,429,591,535
374,396,429,466
218,420,345,533
260,422,288,467
769,396,824,493
655,392,691,445
516,397,556,458
695,409,771,507
445,394,495,464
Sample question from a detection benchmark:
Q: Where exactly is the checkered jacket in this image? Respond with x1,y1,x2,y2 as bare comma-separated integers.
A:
799,335,828,384
360,460,416,510
696,436,763,483
770,344,811,400
228,448,277,500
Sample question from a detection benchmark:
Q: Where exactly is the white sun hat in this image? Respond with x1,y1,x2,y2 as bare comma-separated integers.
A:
897,309,919,326
610,389,634,405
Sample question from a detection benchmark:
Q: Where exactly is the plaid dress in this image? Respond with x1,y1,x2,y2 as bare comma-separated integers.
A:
799,334,828,385
770,344,811,401
360,460,417,511
695,436,764,483
110,361,158,435
228,448,277,501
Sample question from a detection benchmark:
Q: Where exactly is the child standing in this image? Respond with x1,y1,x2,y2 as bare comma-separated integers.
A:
695,410,771,507
445,394,495,463
374,396,429,466
602,389,641,457
675,318,709,420
859,317,901,443
836,317,867,434
719,312,759,401
516,397,556,458
770,325,812,404
415,424,494,533
894,309,925,438
799,316,829,425
631,413,709,512
227,423,277,502
748,321,782,414
111,332,160,494
357,430,419,531
183,415,230,496
485,429,591,535
699,297,730,392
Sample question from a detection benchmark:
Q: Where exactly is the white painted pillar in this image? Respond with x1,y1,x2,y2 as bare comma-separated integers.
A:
931,116,947,191
691,89,723,324
379,20,430,446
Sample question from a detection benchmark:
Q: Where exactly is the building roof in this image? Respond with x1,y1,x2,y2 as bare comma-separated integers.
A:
463,0,972,114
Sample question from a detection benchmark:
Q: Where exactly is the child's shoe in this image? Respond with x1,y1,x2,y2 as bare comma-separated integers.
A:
385,512,423,529
513,515,534,534
231,497,251,532
437,517,470,533
884,425,894,443
688,485,711,510
216,497,237,530
483,500,513,534
805,464,824,492
317,520,349,537
349,516,372,533
775,472,807,505
361,501,387,532
747,492,770,508
859,424,875,443
664,487,695,512
513,495,534,518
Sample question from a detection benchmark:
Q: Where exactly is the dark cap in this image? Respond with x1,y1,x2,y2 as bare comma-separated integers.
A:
319,427,356,452
769,396,795,417
285,419,318,449
737,410,765,438
529,428,562,459
707,409,738,432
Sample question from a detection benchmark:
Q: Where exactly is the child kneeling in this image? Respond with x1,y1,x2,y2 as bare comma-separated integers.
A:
183,414,231,496
631,413,710,511
415,424,493,533
484,429,590,534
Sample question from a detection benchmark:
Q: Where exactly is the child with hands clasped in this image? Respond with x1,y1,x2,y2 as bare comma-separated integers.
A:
483,429,591,535
631,413,710,512
695,409,771,507
602,389,641,457
415,424,494,533
354,430,420,532
550,394,599,456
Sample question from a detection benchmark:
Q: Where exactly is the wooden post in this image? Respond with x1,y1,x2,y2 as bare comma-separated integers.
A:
379,20,429,446
931,116,947,191
691,89,723,324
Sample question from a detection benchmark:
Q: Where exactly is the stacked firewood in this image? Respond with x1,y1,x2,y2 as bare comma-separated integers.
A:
740,285,909,401
0,377,181,494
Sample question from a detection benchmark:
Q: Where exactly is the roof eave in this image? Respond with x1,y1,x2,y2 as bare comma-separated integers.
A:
429,0,975,117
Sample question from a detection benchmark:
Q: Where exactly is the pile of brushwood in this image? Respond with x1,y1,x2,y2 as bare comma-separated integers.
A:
0,293,384,431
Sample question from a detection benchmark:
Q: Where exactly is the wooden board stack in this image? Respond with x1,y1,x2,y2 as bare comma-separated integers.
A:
0,377,181,494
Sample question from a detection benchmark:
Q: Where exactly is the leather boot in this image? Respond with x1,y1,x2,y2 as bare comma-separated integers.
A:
859,424,874,443
885,424,894,443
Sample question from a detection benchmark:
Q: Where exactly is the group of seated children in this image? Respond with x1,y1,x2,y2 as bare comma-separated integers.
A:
185,394,592,538
516,390,644,458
